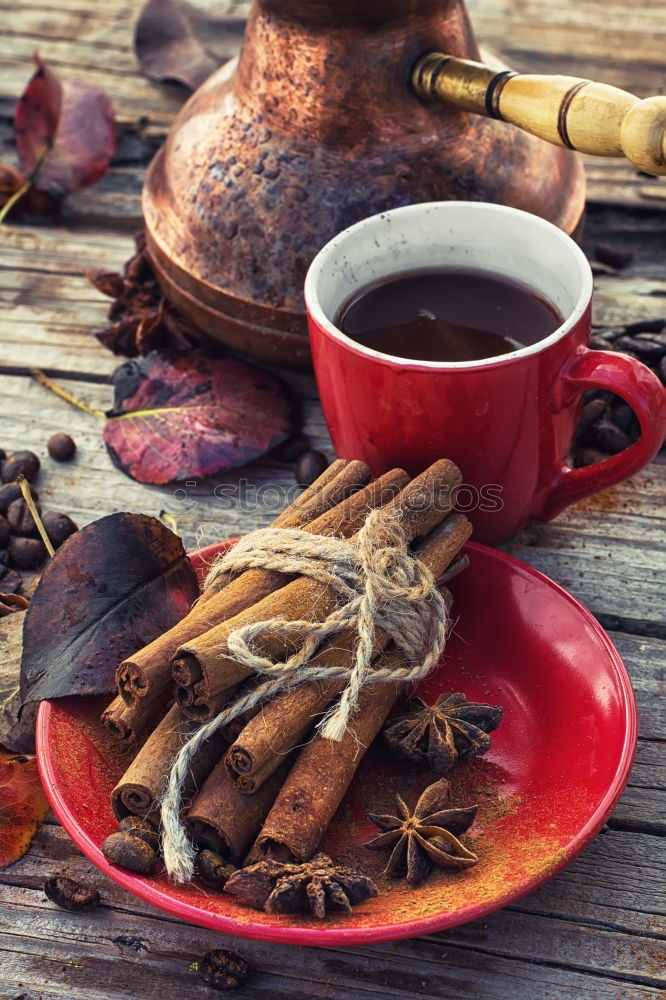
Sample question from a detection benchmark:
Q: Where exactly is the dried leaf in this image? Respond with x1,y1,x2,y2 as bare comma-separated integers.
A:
0,612,36,754
134,0,245,91
15,53,116,198
20,513,199,706
103,352,294,484
0,750,50,868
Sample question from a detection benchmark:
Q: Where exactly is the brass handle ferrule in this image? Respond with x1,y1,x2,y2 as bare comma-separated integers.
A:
412,51,666,176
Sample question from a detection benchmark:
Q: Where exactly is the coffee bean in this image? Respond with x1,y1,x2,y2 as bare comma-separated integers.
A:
1,450,40,484
615,336,664,361
612,403,640,438
624,317,665,335
594,243,633,270
44,875,100,911
7,497,41,537
0,565,22,593
295,449,329,487
197,949,250,991
0,482,36,515
0,515,10,549
583,389,616,406
47,433,76,462
0,448,5,463
102,832,157,875
593,420,631,454
118,817,160,853
272,432,311,463
8,536,46,570
197,849,236,891
578,398,608,434
572,447,606,468
42,511,78,549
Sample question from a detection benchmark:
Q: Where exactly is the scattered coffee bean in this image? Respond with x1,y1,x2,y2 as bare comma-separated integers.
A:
0,448,5,463
197,849,236,891
101,831,157,875
615,335,664,361
0,514,10,549
612,402,640,437
0,550,8,568
42,511,78,549
0,565,22,593
0,482,33,515
44,875,100,911
118,817,160,853
593,420,632,455
7,497,41,537
47,433,76,462
594,243,633,271
197,949,250,991
624,317,665,335
8,536,47,570
572,447,606,468
272,432,311,463
1,450,40,484
295,449,329,487
0,593,29,617
577,398,608,434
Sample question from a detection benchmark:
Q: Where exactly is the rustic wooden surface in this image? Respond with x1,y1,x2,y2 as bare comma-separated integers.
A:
1,1,665,998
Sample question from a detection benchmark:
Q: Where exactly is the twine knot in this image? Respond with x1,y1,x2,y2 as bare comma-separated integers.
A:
161,507,448,882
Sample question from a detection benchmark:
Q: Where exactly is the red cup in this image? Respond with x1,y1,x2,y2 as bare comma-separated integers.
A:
305,202,666,544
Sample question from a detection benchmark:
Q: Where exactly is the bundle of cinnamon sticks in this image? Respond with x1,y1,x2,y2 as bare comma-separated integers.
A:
101,457,472,877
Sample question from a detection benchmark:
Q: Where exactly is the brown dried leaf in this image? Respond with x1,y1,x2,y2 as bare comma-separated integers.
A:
134,0,245,91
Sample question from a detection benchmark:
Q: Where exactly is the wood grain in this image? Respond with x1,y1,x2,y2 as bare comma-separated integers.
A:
1,0,665,998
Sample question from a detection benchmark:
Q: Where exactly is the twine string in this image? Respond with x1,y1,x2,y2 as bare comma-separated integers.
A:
161,508,449,883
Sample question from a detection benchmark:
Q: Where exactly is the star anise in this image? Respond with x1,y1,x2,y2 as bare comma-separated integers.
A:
383,692,503,773
365,777,478,885
224,852,378,920
87,231,199,357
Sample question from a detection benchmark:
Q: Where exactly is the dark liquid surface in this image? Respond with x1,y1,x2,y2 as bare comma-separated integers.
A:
336,267,563,362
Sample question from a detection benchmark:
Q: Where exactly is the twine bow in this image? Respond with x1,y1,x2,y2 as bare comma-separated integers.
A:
161,508,449,882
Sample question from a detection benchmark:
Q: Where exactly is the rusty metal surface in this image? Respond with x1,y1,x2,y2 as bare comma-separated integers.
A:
143,0,586,367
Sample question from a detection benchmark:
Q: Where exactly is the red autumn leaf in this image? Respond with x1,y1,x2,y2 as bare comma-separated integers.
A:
103,352,294,484
0,750,49,868
134,0,245,91
20,514,199,705
15,53,116,198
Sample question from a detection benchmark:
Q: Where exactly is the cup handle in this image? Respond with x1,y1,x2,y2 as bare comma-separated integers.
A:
535,347,666,521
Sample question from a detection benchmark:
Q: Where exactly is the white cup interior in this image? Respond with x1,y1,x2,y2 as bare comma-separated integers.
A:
304,201,593,368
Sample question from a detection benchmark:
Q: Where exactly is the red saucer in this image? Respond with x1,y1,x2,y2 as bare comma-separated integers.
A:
36,541,636,946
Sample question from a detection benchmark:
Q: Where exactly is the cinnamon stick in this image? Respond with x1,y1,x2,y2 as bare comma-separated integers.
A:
173,460,463,721
186,756,293,865
224,512,471,793
172,466,412,719
248,646,410,864
115,458,372,704
110,703,228,824
101,687,172,745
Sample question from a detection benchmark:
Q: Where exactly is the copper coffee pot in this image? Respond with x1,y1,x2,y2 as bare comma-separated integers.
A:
143,0,666,369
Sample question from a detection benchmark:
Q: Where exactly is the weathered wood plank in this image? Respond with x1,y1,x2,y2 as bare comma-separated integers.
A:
0,885,664,999
3,811,664,939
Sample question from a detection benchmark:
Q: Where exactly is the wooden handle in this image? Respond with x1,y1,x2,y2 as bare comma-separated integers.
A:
412,52,666,175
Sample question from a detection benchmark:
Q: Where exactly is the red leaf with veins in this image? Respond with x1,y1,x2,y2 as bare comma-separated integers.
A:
15,53,115,198
103,352,294,484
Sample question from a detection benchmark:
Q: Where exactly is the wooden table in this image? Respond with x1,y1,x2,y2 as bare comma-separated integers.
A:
1,1,664,997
